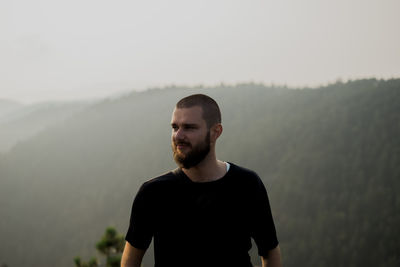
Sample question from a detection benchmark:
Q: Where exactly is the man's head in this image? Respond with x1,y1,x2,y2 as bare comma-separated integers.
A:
175,94,221,129
171,94,222,169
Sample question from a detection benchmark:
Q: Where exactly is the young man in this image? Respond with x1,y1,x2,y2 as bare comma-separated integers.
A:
121,94,281,267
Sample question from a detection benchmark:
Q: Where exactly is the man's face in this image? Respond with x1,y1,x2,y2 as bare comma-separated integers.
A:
171,106,211,169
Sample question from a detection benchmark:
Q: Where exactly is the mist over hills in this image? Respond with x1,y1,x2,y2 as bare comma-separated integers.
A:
0,79,399,266
0,101,92,153
0,99,22,118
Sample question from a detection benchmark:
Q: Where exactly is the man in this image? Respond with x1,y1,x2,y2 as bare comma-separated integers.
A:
121,94,281,267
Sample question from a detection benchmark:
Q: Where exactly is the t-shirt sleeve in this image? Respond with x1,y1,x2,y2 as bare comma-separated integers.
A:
249,174,279,256
125,182,154,250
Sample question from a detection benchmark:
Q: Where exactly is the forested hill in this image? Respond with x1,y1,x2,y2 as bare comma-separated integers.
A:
0,78,399,266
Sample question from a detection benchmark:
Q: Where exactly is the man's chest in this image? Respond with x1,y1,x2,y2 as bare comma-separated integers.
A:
153,184,250,235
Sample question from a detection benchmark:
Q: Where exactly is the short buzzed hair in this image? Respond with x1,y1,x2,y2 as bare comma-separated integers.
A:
176,94,221,128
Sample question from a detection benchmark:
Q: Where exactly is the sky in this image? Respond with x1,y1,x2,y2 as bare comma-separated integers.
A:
1,0,399,104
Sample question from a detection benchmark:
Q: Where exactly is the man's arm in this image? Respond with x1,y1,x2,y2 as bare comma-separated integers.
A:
261,245,282,267
121,241,146,267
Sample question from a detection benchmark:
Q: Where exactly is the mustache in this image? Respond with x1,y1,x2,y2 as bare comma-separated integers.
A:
173,140,191,146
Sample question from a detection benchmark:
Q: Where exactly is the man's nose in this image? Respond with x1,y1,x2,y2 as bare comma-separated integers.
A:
175,128,185,140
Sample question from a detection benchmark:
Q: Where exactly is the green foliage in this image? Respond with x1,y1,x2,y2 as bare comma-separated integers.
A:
73,256,81,267
96,226,125,265
107,254,122,267
74,226,123,267
88,257,99,267
96,227,125,255
73,256,98,267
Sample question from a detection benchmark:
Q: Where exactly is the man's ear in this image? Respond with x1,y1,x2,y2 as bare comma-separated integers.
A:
210,123,223,143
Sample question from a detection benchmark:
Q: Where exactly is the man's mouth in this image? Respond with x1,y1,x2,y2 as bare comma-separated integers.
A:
175,142,190,150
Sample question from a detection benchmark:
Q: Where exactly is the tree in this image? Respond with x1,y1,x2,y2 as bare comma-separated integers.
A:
74,226,124,267
96,226,125,267
73,256,98,267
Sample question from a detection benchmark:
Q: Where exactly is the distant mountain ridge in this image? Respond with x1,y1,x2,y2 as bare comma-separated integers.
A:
0,99,23,119
0,101,92,153
0,78,399,267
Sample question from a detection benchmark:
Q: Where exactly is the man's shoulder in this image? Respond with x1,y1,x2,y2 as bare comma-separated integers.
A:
229,162,260,179
139,169,181,192
228,162,265,187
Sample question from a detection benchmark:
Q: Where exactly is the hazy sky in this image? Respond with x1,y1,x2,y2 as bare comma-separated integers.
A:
1,0,399,103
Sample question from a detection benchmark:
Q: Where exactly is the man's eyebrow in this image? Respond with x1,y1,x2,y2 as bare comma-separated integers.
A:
171,123,198,127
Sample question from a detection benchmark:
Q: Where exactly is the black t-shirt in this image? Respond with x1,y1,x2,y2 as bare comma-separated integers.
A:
125,162,278,267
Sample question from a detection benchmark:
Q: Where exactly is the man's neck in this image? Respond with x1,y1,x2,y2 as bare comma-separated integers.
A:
182,155,227,183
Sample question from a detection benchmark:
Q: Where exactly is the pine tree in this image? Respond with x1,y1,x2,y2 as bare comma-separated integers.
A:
74,226,124,267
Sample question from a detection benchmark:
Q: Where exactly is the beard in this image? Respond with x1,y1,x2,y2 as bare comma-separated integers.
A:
172,131,211,169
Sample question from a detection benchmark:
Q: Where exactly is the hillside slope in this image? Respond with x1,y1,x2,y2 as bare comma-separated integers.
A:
0,101,90,153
